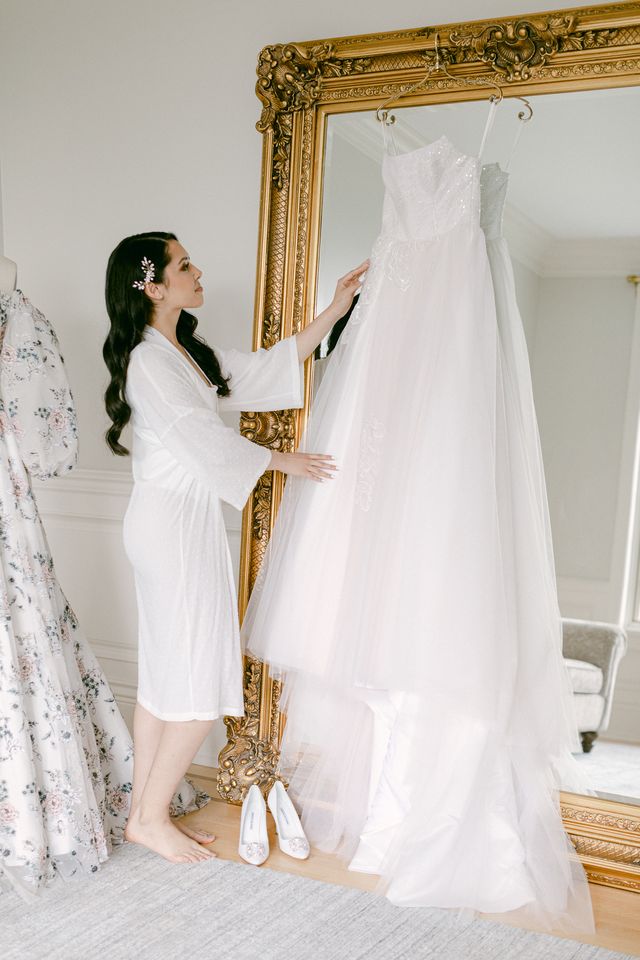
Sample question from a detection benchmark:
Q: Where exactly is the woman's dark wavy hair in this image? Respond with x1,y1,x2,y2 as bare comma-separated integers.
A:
103,231,230,455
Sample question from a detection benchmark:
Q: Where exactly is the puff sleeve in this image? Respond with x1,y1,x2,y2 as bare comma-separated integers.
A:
0,294,78,480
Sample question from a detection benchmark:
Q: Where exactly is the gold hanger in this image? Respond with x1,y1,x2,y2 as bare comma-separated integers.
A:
515,96,534,122
376,32,504,126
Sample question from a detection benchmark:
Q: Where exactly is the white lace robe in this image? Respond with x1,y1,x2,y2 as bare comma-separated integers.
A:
123,323,304,720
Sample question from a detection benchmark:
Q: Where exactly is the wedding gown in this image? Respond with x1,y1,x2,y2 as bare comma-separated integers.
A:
242,107,593,931
0,292,206,898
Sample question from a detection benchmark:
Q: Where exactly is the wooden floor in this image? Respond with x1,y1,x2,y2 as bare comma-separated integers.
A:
186,766,640,956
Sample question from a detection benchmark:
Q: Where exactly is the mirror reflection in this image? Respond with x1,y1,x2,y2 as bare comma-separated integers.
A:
315,86,640,804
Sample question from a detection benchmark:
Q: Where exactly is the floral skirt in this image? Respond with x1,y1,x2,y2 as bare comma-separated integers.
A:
0,485,208,899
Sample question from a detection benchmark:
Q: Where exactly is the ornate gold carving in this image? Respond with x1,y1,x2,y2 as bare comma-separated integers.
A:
217,658,280,803
569,836,640,863
561,792,640,890
262,312,282,349
561,805,640,833
559,27,620,49
292,110,315,334
256,12,635,186
584,872,640,892
449,17,577,80
250,472,274,545
240,409,296,448
269,677,284,744
448,18,624,75
265,188,288,321
256,43,370,189
341,26,432,46
533,54,640,80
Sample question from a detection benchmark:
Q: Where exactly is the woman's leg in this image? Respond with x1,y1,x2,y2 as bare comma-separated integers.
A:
129,703,163,813
128,704,214,844
125,713,217,862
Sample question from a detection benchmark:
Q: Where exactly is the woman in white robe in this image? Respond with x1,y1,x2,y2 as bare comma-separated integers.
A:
103,230,366,865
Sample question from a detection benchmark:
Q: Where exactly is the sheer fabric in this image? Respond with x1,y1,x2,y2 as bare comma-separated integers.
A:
0,293,207,898
242,131,593,931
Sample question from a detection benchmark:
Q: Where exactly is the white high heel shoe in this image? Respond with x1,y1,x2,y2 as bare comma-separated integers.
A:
238,784,269,866
267,781,310,860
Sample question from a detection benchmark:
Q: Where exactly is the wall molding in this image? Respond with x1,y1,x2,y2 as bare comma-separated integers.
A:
32,466,242,531
504,207,640,278
91,635,139,665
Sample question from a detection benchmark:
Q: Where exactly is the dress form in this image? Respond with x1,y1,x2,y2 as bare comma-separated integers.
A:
0,255,17,293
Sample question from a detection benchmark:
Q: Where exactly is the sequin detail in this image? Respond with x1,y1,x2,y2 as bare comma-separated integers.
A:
355,418,386,512
387,242,414,291
382,135,480,241
288,837,310,854
340,240,385,348
244,842,266,860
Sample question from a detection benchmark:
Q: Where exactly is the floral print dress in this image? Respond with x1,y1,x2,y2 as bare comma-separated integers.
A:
0,292,207,899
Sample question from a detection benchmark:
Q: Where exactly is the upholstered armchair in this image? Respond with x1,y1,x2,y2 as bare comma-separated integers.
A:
562,618,628,753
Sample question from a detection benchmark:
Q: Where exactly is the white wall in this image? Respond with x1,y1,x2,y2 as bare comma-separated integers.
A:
0,0,611,766
0,0,596,469
516,262,640,743
532,276,636,604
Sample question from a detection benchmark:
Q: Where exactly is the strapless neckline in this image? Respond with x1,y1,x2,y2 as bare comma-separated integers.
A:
383,133,479,166
383,139,510,180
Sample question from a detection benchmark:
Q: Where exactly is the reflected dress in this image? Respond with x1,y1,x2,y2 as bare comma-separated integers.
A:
123,324,303,721
242,116,594,931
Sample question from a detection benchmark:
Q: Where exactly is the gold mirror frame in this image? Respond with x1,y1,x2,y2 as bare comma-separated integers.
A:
217,2,640,893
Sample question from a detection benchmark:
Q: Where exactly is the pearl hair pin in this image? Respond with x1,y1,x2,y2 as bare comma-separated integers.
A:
132,257,155,291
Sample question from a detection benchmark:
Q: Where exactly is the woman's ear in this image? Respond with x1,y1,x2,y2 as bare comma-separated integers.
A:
145,282,164,303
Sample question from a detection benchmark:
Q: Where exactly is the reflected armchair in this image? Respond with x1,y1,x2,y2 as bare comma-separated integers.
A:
562,618,628,753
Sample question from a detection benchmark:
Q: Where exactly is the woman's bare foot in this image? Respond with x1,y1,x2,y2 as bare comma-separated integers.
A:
173,820,216,845
125,811,217,863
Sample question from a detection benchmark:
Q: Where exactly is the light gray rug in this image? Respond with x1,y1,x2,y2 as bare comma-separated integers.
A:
0,842,634,960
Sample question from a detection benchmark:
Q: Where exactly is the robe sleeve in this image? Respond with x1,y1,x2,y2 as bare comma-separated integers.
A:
127,346,272,510
0,294,78,481
215,335,304,413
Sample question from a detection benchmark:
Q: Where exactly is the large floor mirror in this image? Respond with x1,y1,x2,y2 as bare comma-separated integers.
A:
316,86,640,803
218,3,640,892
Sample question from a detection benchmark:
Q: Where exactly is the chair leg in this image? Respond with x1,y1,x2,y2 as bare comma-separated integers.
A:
581,731,598,753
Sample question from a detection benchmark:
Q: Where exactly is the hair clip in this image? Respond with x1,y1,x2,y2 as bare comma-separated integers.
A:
132,256,155,291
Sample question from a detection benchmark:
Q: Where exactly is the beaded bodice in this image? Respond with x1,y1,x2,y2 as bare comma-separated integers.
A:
480,163,509,241
381,136,481,242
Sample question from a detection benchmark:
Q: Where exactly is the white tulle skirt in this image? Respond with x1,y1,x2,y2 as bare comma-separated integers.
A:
242,221,594,932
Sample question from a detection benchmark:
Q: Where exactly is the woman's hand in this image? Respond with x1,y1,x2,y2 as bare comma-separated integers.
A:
330,260,370,319
270,451,338,483
295,259,370,363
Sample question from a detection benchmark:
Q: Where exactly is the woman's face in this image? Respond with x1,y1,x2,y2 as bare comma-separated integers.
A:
155,240,204,310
